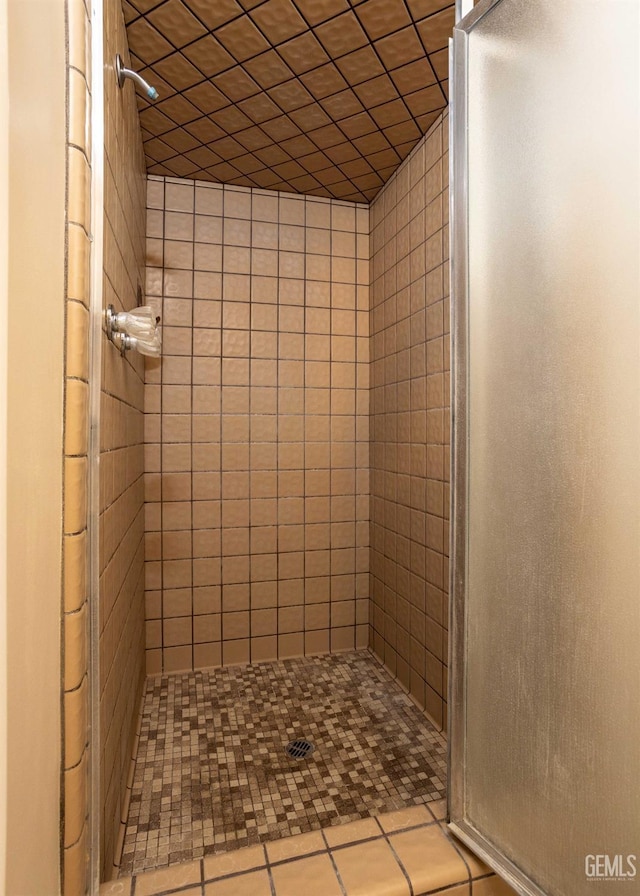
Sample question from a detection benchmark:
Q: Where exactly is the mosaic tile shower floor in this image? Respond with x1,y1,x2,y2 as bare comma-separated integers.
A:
118,650,447,876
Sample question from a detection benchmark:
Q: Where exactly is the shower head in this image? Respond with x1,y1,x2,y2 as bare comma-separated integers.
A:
115,54,159,102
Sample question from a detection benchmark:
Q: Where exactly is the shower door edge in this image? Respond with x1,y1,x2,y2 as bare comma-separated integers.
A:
448,3,551,894
447,20,468,829
448,823,547,896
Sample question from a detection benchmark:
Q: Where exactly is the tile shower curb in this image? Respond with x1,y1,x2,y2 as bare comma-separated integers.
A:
101,805,514,896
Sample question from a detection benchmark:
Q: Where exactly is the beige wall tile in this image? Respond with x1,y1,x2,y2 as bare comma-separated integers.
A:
223,639,250,665
194,642,222,668
68,67,89,155
64,603,87,692
305,629,330,654
164,645,194,672
64,531,87,614
146,649,162,675
250,635,278,662
145,182,369,672
66,300,90,378
64,378,89,456
369,113,449,726
472,876,518,895
64,456,87,534
67,145,91,230
67,224,91,306
63,825,88,896
64,676,88,771
64,751,88,848
67,0,89,76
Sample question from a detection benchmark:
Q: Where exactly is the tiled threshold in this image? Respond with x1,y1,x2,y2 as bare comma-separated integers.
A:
101,803,516,896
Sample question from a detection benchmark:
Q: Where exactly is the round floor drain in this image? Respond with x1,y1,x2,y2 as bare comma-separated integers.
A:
285,739,315,760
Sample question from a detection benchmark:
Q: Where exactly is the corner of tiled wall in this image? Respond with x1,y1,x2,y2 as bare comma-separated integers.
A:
63,0,93,894
100,0,148,881
369,110,450,731
144,180,370,674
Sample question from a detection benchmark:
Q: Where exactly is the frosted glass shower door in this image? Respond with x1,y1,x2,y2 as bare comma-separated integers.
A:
449,2,640,895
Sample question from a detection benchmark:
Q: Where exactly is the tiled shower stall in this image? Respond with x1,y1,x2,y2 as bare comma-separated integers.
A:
7,0,631,892
98,125,451,889
64,0,456,892
137,100,449,709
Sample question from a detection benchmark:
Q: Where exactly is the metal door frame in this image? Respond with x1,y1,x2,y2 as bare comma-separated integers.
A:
448,3,549,893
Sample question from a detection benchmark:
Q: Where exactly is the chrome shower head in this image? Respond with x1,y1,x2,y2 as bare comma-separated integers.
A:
115,54,159,102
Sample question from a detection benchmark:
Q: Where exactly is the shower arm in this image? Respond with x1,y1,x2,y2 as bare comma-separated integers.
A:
115,54,159,102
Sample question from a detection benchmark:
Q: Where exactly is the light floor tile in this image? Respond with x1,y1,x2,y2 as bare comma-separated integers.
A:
270,854,342,896
390,825,468,893
377,805,433,834
450,836,492,877
324,817,380,847
204,845,266,881
99,880,132,896
134,860,201,896
427,798,447,820
205,869,272,896
333,839,410,896
266,830,325,862
472,875,519,895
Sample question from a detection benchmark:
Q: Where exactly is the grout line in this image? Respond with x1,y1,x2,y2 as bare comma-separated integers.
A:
321,830,348,896
441,824,473,891
374,816,415,896
263,843,277,896
248,185,254,664
275,191,281,658
159,175,166,674
473,871,499,882
189,178,196,673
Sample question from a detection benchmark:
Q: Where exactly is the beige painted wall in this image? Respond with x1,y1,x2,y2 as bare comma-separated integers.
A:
0,0,7,885
5,0,66,892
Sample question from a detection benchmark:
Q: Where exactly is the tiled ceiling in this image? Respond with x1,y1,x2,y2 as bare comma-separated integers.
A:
122,0,453,202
